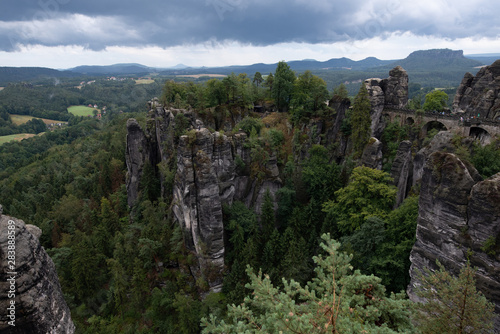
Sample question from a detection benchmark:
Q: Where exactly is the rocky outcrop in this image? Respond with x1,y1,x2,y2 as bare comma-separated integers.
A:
390,140,413,208
365,66,409,138
385,66,409,108
125,118,154,207
172,129,231,291
127,103,282,291
0,208,75,334
412,131,481,187
412,131,456,186
407,152,500,330
453,59,500,120
360,137,382,170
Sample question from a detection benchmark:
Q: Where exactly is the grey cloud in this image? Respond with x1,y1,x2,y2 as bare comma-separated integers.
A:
0,0,498,51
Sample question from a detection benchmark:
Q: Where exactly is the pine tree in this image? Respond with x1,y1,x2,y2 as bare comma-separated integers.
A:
413,260,495,334
272,61,296,112
202,234,414,333
259,189,276,244
351,83,372,157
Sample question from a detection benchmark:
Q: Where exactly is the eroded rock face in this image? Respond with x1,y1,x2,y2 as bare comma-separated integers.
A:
365,66,409,138
385,66,409,108
390,140,413,208
173,129,228,291
127,103,282,291
360,137,382,170
0,211,75,334
453,59,500,120
412,131,481,187
407,152,500,330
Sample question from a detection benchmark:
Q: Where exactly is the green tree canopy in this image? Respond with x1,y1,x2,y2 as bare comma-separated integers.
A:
272,61,296,112
253,72,263,87
423,90,448,112
291,70,330,122
323,166,397,235
202,234,414,333
412,260,495,333
332,83,349,100
351,83,372,157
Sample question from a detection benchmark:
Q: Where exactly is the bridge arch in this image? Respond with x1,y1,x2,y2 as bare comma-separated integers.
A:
422,120,447,137
406,117,415,125
469,127,491,145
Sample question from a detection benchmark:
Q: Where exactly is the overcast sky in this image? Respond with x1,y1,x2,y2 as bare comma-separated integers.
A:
0,0,499,68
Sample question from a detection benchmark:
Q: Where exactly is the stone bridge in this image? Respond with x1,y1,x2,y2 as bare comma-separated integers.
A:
383,108,500,143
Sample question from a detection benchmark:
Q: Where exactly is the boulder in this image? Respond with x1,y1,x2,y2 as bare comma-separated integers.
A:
0,212,75,333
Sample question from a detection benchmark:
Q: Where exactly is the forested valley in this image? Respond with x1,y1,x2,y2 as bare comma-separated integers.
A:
0,61,499,333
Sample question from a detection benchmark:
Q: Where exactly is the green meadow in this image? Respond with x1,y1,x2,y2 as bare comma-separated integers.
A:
67,105,96,117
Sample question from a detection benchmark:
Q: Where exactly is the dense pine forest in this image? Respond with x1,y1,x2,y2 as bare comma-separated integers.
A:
0,61,499,333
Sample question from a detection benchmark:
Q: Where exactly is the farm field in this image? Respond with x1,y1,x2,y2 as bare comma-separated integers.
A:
0,133,37,145
67,105,96,117
135,79,155,84
10,114,67,126
176,74,226,78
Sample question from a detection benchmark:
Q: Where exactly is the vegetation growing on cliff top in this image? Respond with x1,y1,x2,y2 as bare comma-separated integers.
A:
0,60,497,333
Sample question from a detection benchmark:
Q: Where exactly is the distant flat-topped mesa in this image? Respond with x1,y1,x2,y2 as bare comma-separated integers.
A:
0,206,75,334
453,59,500,120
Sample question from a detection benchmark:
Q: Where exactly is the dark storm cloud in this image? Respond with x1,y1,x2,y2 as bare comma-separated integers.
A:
0,0,498,51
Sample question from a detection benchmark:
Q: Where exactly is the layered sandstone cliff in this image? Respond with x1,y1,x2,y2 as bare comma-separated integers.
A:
126,103,281,290
365,66,409,138
407,152,500,330
0,207,75,334
453,59,500,119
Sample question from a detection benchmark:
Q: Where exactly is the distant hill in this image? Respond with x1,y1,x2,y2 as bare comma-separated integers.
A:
70,63,153,75
465,53,500,66
159,57,394,76
0,67,78,85
384,49,482,71
1,49,493,89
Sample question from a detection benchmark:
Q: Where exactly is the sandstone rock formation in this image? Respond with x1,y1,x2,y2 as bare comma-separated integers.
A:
453,59,500,120
360,137,382,170
412,131,456,186
407,152,500,331
365,66,409,138
125,118,157,207
412,131,481,187
126,103,282,291
390,140,413,208
0,209,75,334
